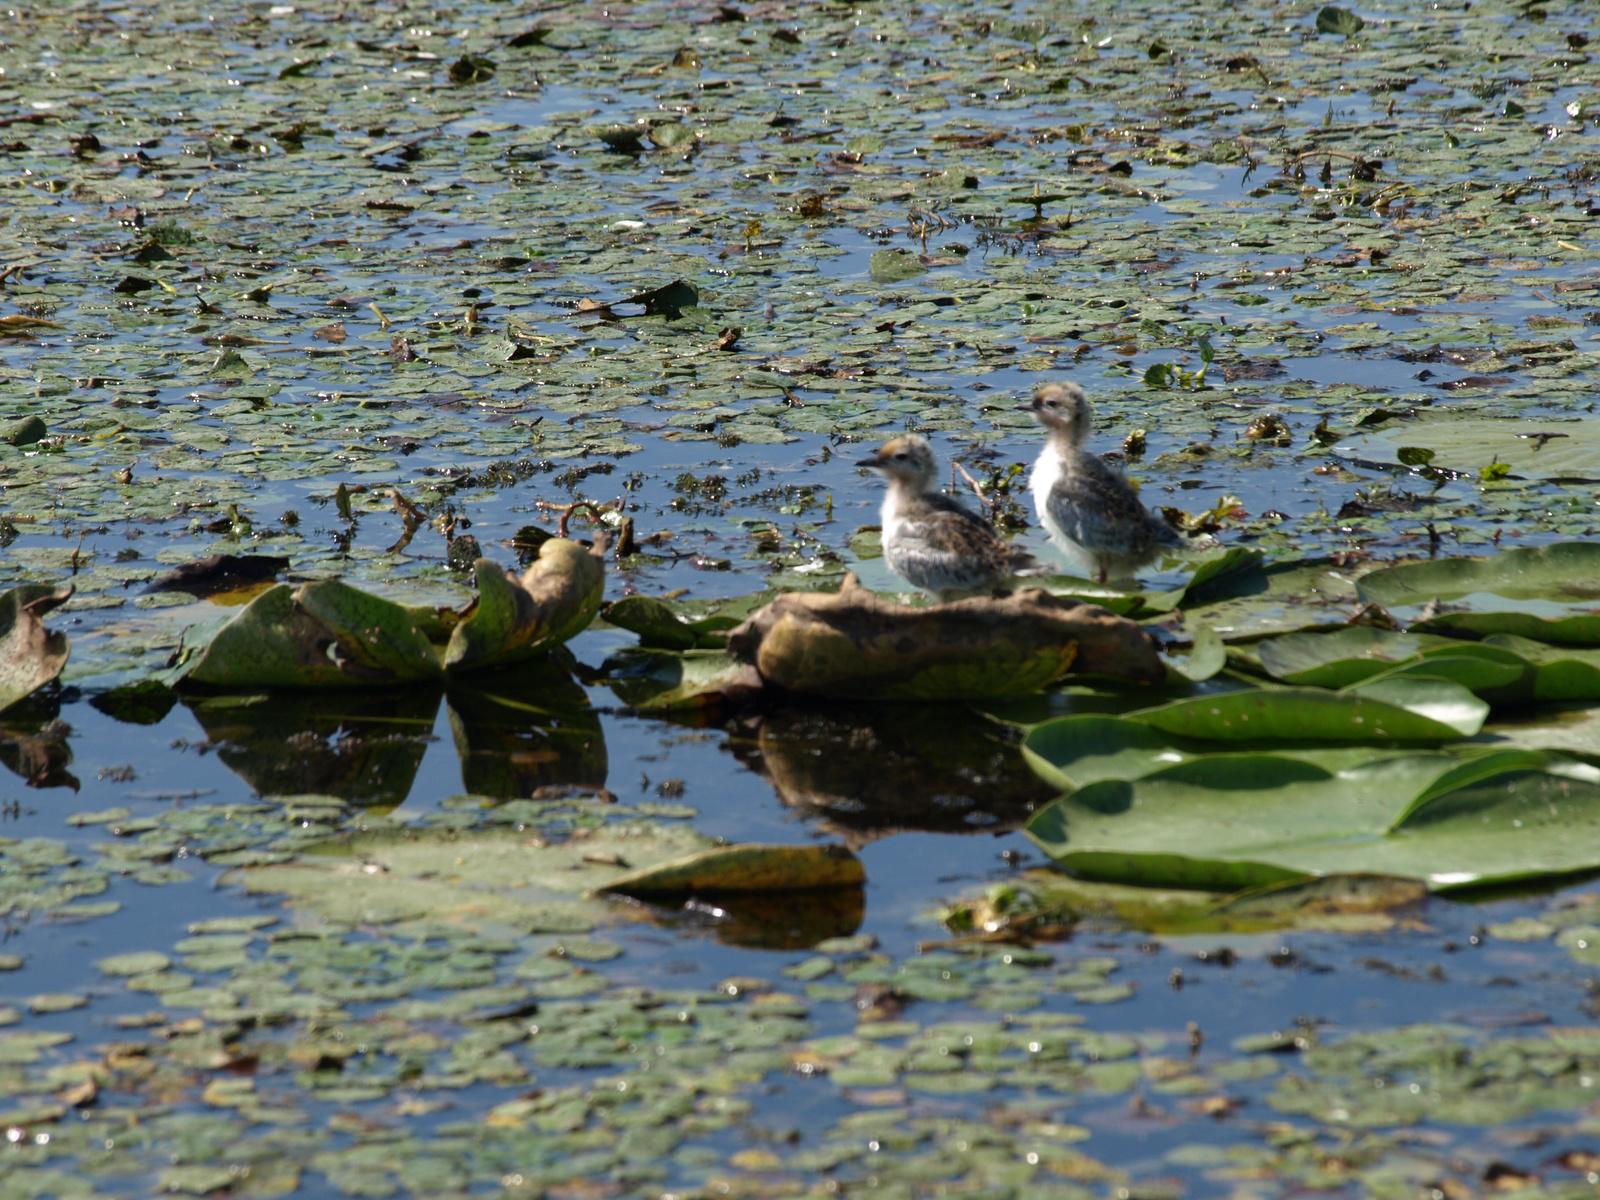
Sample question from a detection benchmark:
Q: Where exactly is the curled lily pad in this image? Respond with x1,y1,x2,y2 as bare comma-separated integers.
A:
443,540,604,673
598,843,864,895
178,581,443,689
604,649,765,710
0,584,72,713
602,595,737,650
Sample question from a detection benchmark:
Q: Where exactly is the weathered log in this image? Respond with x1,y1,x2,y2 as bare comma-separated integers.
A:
725,572,1165,699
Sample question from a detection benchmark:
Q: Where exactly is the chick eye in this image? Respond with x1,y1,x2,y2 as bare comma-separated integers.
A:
893,452,908,460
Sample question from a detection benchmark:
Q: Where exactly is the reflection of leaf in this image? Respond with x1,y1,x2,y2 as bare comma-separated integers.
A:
186,688,441,805
1315,5,1364,36
1027,747,1584,891
145,554,287,600
618,279,698,315
90,681,177,726
0,719,75,790
599,843,863,894
0,584,72,715
446,662,607,800
1358,543,1600,606
684,888,865,950
448,54,496,84
737,703,1052,844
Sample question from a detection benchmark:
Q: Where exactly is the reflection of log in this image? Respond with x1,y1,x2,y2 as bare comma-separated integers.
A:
728,573,1164,699
732,704,1055,849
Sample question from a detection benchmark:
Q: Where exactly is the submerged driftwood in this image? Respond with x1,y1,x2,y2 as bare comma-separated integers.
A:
726,573,1165,699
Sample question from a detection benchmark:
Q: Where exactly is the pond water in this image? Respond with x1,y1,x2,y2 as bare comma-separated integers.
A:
2,0,1600,1196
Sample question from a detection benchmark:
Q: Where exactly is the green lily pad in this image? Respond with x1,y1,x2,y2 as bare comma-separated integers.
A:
443,541,604,674
1255,627,1458,687
1334,418,1600,483
1129,680,1486,742
97,951,172,976
1410,610,1600,647
1026,747,1589,890
598,843,864,895
602,595,737,650
1357,543,1600,608
179,581,442,689
869,249,927,283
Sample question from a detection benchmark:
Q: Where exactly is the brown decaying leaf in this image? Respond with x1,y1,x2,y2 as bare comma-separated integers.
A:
727,572,1164,699
311,321,346,343
0,584,74,716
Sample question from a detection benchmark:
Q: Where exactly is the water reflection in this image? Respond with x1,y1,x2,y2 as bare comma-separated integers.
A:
648,887,866,951
730,704,1055,848
0,690,76,790
167,654,607,806
445,655,607,798
185,688,441,806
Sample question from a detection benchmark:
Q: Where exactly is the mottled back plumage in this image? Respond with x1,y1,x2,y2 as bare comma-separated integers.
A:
858,434,1043,601
1026,382,1191,584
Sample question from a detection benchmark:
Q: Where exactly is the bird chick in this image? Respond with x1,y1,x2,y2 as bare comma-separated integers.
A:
1026,381,1190,585
858,434,1042,602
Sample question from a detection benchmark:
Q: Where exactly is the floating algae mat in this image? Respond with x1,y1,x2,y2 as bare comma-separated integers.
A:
4,0,1600,1197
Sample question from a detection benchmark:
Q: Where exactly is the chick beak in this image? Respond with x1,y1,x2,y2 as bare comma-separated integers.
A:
856,451,886,468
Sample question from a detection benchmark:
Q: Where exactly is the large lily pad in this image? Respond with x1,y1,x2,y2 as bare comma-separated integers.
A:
235,822,713,933
178,581,443,689
1334,418,1600,483
1410,610,1600,647
1026,748,1594,891
1126,680,1486,742
1357,543,1600,607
